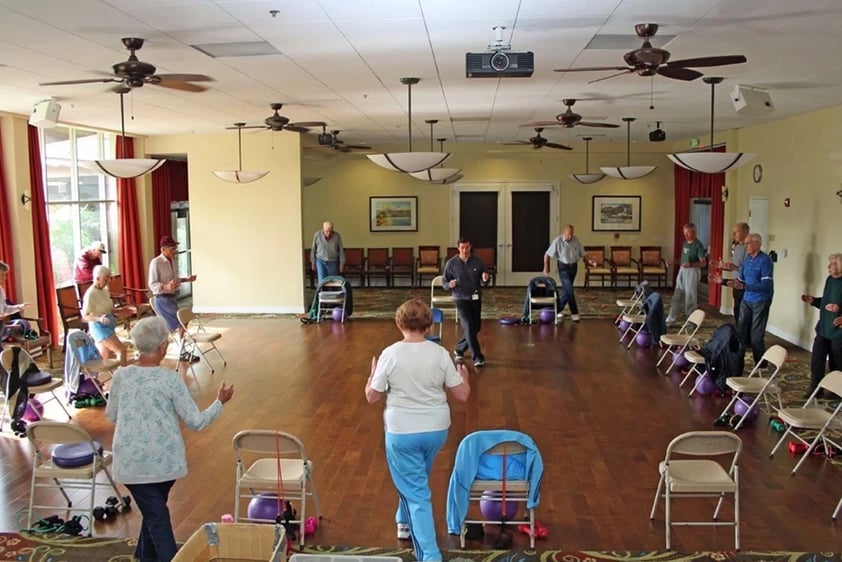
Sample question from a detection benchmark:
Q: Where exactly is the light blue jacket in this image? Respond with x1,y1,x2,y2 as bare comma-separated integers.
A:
446,430,544,534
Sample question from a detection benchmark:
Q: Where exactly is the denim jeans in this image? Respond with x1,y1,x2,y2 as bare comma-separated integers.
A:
737,299,771,365
557,262,579,314
316,259,340,285
126,480,177,562
454,299,483,359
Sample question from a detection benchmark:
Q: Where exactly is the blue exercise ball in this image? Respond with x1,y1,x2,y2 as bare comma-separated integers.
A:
694,373,717,396
332,308,344,322
733,395,758,421
635,330,652,347
539,308,555,324
248,493,282,521
479,491,518,521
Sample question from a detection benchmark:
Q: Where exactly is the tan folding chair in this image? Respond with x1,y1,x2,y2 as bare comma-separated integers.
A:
431,275,458,323
69,331,119,402
717,344,787,431
0,348,71,429
649,431,742,550
619,307,647,349
768,371,842,475
232,430,322,546
681,350,707,394
315,279,347,323
26,421,126,530
657,309,706,373
177,307,226,374
615,282,647,325
528,279,558,325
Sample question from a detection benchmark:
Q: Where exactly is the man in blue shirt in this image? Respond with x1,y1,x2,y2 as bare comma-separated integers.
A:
443,238,489,367
725,233,773,368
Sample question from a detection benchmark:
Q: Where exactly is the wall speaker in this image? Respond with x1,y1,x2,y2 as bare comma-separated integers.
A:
28,98,61,128
731,85,774,116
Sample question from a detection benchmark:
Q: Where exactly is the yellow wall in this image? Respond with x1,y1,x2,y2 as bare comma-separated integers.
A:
146,131,305,313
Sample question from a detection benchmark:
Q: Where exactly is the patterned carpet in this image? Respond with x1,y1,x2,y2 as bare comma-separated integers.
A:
2,533,839,562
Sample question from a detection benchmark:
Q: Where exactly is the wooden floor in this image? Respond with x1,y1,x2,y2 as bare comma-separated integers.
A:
2,315,841,552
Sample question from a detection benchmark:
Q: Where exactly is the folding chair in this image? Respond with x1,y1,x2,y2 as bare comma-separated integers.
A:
0,348,71,430
527,277,558,325
431,275,458,323
25,421,127,530
681,350,707,394
177,307,226,374
835,496,842,520
657,309,706,373
68,331,119,402
316,278,347,323
425,308,444,343
615,282,647,325
768,371,842,475
232,430,322,547
649,431,742,550
717,344,787,431
619,305,647,349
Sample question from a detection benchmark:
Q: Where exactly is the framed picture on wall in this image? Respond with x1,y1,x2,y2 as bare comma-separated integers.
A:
592,195,641,232
370,196,418,232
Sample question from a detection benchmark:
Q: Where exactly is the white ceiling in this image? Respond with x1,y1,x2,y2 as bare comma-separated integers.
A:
1,0,841,148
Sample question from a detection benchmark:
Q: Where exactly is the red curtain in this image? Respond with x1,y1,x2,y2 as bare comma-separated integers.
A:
151,160,187,245
116,137,147,297
673,147,725,308
27,125,59,344
0,129,17,300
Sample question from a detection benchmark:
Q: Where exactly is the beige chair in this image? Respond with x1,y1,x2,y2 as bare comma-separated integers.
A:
614,283,647,325
584,246,613,287
232,430,322,546
69,331,120,402
768,371,842,475
656,309,706,373
682,350,707,394
639,246,669,287
609,246,639,287
416,245,441,288
25,421,126,529
315,279,347,323
618,307,648,350
649,431,742,550
717,344,787,431
431,275,458,323
528,278,558,325
177,307,226,374
0,348,71,430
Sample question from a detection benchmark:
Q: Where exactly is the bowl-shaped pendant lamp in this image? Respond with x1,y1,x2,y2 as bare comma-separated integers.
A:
569,137,605,184
601,118,656,180
212,123,269,183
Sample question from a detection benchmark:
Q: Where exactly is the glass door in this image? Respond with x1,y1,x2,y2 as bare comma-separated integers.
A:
171,202,192,299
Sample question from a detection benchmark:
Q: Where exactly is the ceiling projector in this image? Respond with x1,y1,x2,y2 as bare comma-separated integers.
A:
466,25,534,78
649,121,666,142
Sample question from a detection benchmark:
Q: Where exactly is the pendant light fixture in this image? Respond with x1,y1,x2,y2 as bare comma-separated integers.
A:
302,176,322,186
368,77,451,173
667,77,755,174
91,87,166,178
212,123,269,184
408,119,463,183
569,137,605,184
601,117,656,180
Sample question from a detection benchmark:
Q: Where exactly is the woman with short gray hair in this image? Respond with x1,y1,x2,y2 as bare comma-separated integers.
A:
106,316,234,562
801,253,842,398
81,264,128,366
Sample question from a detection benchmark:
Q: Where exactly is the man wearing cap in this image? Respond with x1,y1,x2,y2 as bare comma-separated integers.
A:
311,221,345,285
148,235,198,363
74,241,106,284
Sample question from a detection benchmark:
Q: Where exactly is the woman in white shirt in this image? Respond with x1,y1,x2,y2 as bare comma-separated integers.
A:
81,265,128,366
365,299,470,562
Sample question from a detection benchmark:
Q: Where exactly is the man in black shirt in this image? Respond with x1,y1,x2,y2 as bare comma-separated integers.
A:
443,238,489,367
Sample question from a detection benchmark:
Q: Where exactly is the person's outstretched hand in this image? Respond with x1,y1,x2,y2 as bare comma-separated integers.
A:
217,382,235,404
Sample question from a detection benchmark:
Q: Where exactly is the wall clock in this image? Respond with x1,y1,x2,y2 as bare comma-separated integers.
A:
752,164,763,183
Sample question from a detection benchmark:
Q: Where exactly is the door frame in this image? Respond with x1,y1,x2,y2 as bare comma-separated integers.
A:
450,181,559,285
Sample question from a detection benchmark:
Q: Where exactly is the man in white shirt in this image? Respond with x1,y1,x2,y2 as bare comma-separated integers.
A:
543,225,594,322
148,236,197,363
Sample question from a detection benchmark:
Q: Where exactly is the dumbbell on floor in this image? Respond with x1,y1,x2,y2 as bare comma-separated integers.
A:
93,495,132,521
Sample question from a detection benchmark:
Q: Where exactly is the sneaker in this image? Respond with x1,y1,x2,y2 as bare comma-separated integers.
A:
473,357,486,367
571,314,580,322
453,349,465,361
397,523,411,540
556,312,565,320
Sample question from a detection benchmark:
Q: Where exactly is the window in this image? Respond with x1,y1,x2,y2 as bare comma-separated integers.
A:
42,126,119,286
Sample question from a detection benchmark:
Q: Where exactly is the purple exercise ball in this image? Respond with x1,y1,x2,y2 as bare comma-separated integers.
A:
673,351,691,370
733,395,759,421
332,308,344,322
479,491,518,521
618,319,631,332
22,399,44,422
539,308,555,324
77,377,102,398
635,330,652,347
247,493,283,521
694,373,718,396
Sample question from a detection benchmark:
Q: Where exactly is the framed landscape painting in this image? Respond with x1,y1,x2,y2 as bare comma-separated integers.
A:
592,195,641,232
370,196,418,232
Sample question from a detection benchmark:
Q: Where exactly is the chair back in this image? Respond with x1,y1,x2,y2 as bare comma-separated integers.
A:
391,247,414,268
750,344,787,376
233,430,307,460
108,274,125,296
431,275,445,297
0,347,33,375
177,307,198,329
366,248,389,268
584,246,606,266
610,246,633,267
77,281,94,300
418,246,440,267
640,246,664,267
56,285,82,316
819,370,842,397
446,247,458,261
344,248,364,268
428,308,444,341
26,420,95,446
667,430,742,459
676,309,705,337
473,247,495,268
484,441,528,456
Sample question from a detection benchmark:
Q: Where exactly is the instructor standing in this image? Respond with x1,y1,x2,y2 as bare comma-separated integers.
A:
543,224,592,322
311,221,345,285
443,238,489,367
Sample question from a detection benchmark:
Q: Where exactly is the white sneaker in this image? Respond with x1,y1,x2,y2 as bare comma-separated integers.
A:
397,523,411,540
571,314,580,322
556,312,565,320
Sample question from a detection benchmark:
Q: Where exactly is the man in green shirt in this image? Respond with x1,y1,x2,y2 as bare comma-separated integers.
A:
801,253,842,398
667,223,706,324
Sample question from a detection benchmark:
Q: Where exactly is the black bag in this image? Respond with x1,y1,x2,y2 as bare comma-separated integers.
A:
701,324,745,391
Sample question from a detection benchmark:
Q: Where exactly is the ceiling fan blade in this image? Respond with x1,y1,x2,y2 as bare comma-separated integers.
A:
345,144,371,150
239,125,267,130
502,141,531,145
154,73,214,82
40,77,121,86
587,69,634,84
546,142,573,150
293,121,328,127
154,80,207,92
520,121,561,127
284,125,310,133
666,55,747,68
578,121,620,128
554,66,631,73
656,66,703,81
335,146,351,153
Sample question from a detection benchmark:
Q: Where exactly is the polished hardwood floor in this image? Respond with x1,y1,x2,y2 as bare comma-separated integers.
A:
1,314,841,552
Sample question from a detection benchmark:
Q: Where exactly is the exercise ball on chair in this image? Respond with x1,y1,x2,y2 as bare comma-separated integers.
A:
479,491,518,521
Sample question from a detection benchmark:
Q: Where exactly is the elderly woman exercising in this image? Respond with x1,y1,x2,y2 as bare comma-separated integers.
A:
106,316,234,562
81,265,130,366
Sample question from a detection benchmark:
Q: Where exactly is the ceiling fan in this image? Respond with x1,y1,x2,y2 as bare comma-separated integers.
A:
315,125,371,152
553,23,747,83
504,128,572,150
240,103,323,133
555,99,620,128
40,37,213,92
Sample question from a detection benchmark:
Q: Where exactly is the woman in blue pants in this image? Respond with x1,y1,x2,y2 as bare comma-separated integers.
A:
366,299,470,561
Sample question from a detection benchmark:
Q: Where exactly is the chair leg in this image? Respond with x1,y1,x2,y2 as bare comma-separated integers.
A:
679,363,700,388
768,426,792,459
791,432,826,475
833,495,842,519
649,473,664,519
308,474,322,517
